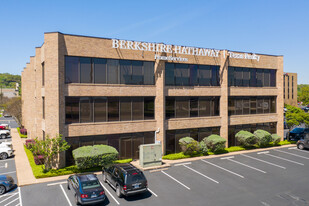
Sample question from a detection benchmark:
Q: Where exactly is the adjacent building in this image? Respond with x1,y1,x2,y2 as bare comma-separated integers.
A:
22,32,284,166
283,72,297,106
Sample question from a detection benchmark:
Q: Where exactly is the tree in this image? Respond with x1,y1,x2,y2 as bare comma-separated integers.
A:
285,104,309,130
30,134,70,171
5,97,22,124
298,85,309,105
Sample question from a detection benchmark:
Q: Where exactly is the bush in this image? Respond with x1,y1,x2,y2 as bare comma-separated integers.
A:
114,159,132,164
235,130,258,147
199,141,208,155
254,130,272,146
179,137,200,155
271,134,281,145
73,145,118,169
162,152,203,160
34,155,44,165
203,135,226,152
17,127,27,138
25,139,35,150
20,128,27,135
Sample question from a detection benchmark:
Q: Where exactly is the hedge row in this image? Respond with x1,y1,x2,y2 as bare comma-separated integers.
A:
235,130,282,147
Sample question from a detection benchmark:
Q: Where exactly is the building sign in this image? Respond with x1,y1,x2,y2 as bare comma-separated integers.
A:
112,39,260,62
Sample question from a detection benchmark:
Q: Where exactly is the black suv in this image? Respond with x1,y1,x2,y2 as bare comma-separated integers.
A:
102,163,148,197
286,128,309,141
297,135,309,150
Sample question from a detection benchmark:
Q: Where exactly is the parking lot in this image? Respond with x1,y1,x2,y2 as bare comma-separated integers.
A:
20,146,309,206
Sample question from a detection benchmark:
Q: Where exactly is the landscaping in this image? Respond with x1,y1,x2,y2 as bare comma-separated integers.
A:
17,127,27,138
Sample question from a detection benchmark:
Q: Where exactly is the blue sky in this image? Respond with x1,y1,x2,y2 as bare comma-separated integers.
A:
0,0,308,84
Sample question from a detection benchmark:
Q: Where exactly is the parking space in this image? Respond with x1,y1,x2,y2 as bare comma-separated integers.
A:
19,146,309,206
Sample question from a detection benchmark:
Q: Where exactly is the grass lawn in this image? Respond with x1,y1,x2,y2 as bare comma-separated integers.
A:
163,140,296,160
17,127,27,138
24,146,132,178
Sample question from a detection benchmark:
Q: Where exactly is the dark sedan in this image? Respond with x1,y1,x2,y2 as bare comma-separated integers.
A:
286,128,309,141
67,173,105,205
0,175,15,195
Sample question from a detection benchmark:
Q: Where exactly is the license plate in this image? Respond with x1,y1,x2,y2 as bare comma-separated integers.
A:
91,194,97,198
133,185,140,189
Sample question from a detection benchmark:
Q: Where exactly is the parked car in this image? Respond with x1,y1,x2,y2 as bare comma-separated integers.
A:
102,163,148,197
0,175,15,195
67,173,105,205
0,142,14,160
284,121,289,129
286,128,309,141
2,112,11,118
296,135,309,150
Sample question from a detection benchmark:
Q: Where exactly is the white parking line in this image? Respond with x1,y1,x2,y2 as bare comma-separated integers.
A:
289,147,309,154
274,149,309,160
4,197,18,206
99,181,120,205
261,153,304,166
161,170,191,190
201,159,244,178
18,187,22,206
0,171,16,175
240,154,286,169
0,159,15,162
147,188,158,197
225,158,267,173
59,184,72,206
183,165,219,184
47,181,67,186
288,147,297,150
174,162,191,166
0,193,18,204
0,192,18,198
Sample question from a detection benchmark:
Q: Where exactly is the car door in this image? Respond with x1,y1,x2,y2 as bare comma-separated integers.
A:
111,167,120,187
106,166,114,184
71,176,80,195
305,138,309,148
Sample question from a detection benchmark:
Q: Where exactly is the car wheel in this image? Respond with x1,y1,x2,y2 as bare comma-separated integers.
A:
0,185,6,195
298,144,305,150
0,153,8,160
1,134,5,139
116,185,122,198
75,194,81,205
102,173,107,183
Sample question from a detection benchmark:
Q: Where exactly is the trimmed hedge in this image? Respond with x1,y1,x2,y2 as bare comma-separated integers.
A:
203,135,226,152
271,134,281,144
73,145,118,169
199,141,208,155
25,139,35,150
254,130,272,146
17,127,27,138
235,130,258,147
179,137,200,155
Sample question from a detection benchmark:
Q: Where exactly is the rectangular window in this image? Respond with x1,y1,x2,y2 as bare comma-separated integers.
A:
199,97,211,116
143,61,154,85
144,97,154,120
263,69,270,87
94,58,107,84
257,98,264,114
250,98,256,114
175,97,189,118
270,70,276,87
228,98,235,115
120,98,132,121
189,65,198,86
198,65,211,86
166,97,175,119
65,56,79,83
120,60,132,84
256,69,264,87
42,97,45,119
213,97,220,116
271,97,276,113
80,97,93,123
132,61,143,85
235,67,243,86
107,59,119,84
263,98,270,113
108,97,119,121
132,97,143,120
80,58,92,83
94,97,107,122
235,98,243,115
243,68,250,87
211,66,219,86
65,97,79,124
292,76,294,99
42,62,45,87
250,68,256,87
165,63,175,86
190,97,199,117
175,64,189,86
166,130,175,154
243,98,250,114
228,67,234,86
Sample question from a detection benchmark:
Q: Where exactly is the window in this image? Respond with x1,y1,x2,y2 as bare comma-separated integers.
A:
42,97,45,119
80,58,92,83
107,59,119,84
144,62,154,85
108,97,119,121
42,62,45,87
243,68,250,87
166,98,175,119
250,98,256,114
250,69,256,87
132,61,143,85
199,97,211,116
228,67,234,86
132,97,144,120
65,56,79,83
211,66,219,86
80,97,93,123
175,64,189,86
263,69,270,87
243,98,250,114
175,97,189,118
292,76,294,99
94,58,107,84
199,65,211,86
120,60,132,84
270,70,276,87
144,97,154,120
189,65,198,86
120,98,131,121
256,69,264,87
165,63,175,85
65,97,79,124
94,98,107,122
235,68,243,86
190,98,198,117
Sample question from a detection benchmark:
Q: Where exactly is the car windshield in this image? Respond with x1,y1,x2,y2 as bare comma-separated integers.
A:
81,180,100,189
292,128,305,133
126,173,145,184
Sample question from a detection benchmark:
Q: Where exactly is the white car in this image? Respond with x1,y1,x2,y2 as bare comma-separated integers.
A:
0,124,11,139
0,142,14,160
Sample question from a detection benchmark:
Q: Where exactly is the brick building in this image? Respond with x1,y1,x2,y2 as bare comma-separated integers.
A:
283,72,297,106
22,32,284,166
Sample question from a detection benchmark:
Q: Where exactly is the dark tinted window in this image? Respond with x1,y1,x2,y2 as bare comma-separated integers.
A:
264,69,270,87
211,66,219,86
132,61,143,85
166,98,175,119
120,60,132,84
199,65,211,86
243,68,250,87
120,98,132,121
144,97,154,120
108,97,119,121
189,65,198,86
94,97,107,122
144,62,154,85
132,97,143,120
65,97,79,123
80,97,93,123
175,97,189,118
190,98,198,117
94,58,106,84
80,58,92,83
228,67,234,86
235,68,243,86
107,59,119,84
175,64,189,86
65,56,79,83
199,97,211,116
270,70,276,87
165,63,175,85
256,69,263,87
126,173,146,184
250,69,256,87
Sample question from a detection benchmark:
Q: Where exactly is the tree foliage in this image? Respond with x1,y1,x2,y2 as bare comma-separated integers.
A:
285,104,309,129
5,97,22,124
298,85,309,105
0,73,21,88
30,135,70,171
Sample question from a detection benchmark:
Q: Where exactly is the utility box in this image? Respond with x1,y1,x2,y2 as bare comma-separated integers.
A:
139,144,162,168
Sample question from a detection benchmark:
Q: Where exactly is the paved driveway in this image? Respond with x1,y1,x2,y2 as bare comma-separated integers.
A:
20,145,309,206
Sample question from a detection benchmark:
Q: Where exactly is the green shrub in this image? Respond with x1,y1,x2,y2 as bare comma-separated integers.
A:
73,145,118,169
17,127,27,138
162,152,203,160
199,141,208,155
179,137,200,155
254,130,272,146
203,135,226,152
271,134,281,145
114,159,132,164
235,130,258,147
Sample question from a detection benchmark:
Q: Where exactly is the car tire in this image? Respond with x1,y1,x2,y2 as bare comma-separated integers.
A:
102,173,107,183
1,134,5,139
298,144,305,150
0,185,6,195
0,152,8,160
75,194,81,205
116,185,122,198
